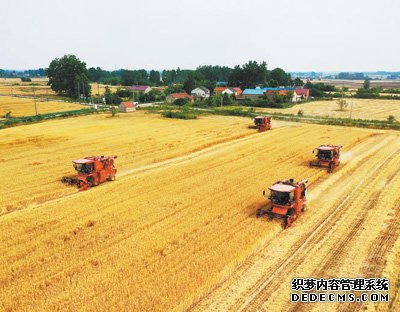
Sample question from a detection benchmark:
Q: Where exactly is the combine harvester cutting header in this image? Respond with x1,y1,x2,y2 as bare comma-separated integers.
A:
309,145,343,173
257,178,308,229
249,115,272,132
61,155,117,191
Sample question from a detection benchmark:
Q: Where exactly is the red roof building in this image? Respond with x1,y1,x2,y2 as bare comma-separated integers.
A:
166,93,194,103
214,87,228,93
119,101,137,112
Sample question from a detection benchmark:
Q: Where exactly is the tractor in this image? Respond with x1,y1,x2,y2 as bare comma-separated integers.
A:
249,115,272,132
61,156,117,191
309,145,343,173
256,178,308,229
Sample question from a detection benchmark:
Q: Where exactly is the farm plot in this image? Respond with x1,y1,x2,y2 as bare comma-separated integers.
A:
256,98,400,121
0,96,85,117
1,112,399,311
0,78,55,97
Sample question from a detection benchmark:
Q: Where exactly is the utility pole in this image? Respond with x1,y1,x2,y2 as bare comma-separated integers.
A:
77,81,80,103
81,80,86,102
342,82,345,102
349,98,353,119
97,82,100,104
33,88,38,115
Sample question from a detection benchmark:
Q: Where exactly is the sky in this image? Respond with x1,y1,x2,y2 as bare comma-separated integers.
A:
0,0,399,72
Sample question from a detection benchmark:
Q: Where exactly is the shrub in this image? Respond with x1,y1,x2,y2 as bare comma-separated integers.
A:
174,98,190,106
297,110,304,116
387,115,396,123
116,88,132,98
20,77,32,82
162,110,197,120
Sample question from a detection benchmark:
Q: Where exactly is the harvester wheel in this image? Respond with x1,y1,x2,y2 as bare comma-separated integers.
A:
284,216,294,229
287,208,295,216
301,204,307,212
328,162,335,173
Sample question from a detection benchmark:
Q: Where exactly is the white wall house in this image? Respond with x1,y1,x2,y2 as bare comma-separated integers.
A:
191,87,210,98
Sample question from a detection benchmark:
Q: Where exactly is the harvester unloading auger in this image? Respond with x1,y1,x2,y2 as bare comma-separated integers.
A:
256,178,308,229
249,115,272,132
61,156,117,191
309,145,343,173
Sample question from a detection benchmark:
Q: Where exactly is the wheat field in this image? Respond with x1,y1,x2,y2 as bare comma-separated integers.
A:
0,96,85,117
3,112,399,311
256,98,400,121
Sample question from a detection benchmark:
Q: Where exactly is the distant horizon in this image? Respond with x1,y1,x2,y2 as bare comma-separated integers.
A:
2,67,400,75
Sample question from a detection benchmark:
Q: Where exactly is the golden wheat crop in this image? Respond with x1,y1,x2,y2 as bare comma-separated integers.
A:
0,96,85,117
256,98,400,121
0,79,121,98
3,111,393,311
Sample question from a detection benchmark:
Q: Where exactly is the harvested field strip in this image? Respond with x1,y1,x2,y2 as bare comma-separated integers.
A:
0,114,374,311
190,133,400,312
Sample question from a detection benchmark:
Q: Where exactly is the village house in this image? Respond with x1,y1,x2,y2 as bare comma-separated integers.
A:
241,87,309,102
191,87,210,98
119,101,137,112
166,93,194,103
129,85,152,94
214,87,242,96
294,88,310,101
223,87,242,96
214,87,227,93
241,88,265,99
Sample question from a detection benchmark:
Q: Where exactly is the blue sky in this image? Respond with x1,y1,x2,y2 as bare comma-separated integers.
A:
0,0,399,71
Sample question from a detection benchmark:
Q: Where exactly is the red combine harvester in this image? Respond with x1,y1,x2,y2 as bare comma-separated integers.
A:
61,156,117,191
249,116,272,132
309,145,343,173
256,178,308,228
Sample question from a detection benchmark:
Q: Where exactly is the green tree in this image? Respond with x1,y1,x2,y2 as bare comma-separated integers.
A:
268,68,291,86
183,73,196,93
387,115,396,123
47,55,91,98
363,79,370,90
293,78,304,87
164,84,185,94
228,61,268,89
149,70,161,85
104,86,122,104
268,79,279,87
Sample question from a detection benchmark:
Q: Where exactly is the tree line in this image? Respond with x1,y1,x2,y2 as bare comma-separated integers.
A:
87,61,303,90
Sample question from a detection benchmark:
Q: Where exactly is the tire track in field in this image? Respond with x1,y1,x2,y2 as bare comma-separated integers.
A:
239,146,400,312
340,201,400,312
290,167,400,312
189,134,393,312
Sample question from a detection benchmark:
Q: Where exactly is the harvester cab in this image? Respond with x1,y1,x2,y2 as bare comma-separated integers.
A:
256,178,308,229
310,145,343,173
249,116,272,132
61,155,117,191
